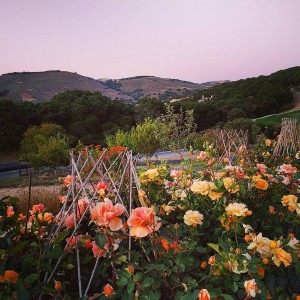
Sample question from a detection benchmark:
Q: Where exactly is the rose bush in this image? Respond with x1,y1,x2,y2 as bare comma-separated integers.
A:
0,142,300,299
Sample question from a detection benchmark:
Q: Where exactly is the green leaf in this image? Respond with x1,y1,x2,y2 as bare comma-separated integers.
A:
134,272,143,281
8,241,29,257
25,273,39,285
195,246,207,253
116,276,128,286
95,233,106,249
17,289,30,300
54,231,70,244
207,243,220,253
220,294,235,300
127,280,135,294
142,277,154,288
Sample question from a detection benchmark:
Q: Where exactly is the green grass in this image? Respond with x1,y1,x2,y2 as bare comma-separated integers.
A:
254,108,300,126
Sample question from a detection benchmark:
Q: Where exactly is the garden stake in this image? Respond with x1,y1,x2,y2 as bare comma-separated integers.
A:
24,171,32,241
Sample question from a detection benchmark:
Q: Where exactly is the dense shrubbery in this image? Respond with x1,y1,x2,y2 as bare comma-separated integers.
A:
1,140,300,299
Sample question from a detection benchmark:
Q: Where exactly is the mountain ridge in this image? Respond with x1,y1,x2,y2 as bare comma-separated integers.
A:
0,70,225,103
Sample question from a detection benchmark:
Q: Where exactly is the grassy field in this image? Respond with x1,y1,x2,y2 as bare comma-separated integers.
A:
254,108,300,126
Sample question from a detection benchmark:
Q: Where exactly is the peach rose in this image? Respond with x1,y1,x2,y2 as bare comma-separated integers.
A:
6,206,14,218
190,180,210,195
63,175,73,187
244,279,259,298
225,203,248,217
184,210,204,227
91,198,125,231
208,182,223,201
127,207,161,238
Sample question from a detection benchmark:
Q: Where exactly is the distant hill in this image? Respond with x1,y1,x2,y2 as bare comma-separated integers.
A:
0,70,224,103
0,71,133,103
99,76,225,101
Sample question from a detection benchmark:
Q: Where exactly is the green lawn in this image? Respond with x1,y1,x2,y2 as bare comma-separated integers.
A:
254,108,300,127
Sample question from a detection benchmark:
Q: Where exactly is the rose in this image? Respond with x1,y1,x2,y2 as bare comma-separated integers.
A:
184,210,204,227
190,180,210,195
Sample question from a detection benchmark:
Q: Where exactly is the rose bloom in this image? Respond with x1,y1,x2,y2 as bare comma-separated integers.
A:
223,177,239,193
278,164,296,174
197,151,208,161
91,241,107,258
91,198,125,231
0,270,19,283
208,182,223,201
248,233,272,258
63,175,73,187
265,139,272,146
77,198,89,216
127,207,161,238
54,280,62,291
225,203,248,217
198,289,210,300
190,180,210,195
257,163,267,174
140,168,159,183
95,181,108,196
281,195,298,212
64,213,75,229
103,283,113,297
244,279,259,298
6,206,14,217
208,255,216,265
30,204,45,214
38,212,53,224
170,169,182,178
59,195,67,203
255,179,268,190
272,247,292,267
184,210,204,227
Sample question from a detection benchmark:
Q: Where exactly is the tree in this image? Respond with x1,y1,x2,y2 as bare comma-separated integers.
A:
155,104,196,159
130,118,160,157
20,123,71,169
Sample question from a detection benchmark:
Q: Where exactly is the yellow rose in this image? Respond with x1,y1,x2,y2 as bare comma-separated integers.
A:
208,182,223,201
38,212,53,224
183,210,204,227
190,180,210,195
223,177,239,193
272,247,292,267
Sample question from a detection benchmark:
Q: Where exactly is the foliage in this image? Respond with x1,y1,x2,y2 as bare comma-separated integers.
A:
130,118,161,157
134,98,166,123
20,123,71,169
0,100,39,151
1,141,300,299
224,118,261,144
155,104,197,157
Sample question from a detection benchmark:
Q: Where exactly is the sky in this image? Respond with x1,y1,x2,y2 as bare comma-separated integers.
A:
1,0,300,83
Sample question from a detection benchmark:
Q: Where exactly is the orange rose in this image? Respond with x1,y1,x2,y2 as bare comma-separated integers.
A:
0,270,19,283
103,284,113,297
255,179,268,190
198,289,210,300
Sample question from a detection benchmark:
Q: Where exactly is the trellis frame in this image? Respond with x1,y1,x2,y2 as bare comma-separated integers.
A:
273,118,300,157
39,148,141,299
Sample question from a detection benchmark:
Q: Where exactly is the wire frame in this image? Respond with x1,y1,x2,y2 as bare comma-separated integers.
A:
213,129,248,164
273,118,300,156
38,148,141,299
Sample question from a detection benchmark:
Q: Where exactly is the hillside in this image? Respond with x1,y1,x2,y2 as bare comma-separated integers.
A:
0,71,134,103
0,71,221,103
99,76,224,101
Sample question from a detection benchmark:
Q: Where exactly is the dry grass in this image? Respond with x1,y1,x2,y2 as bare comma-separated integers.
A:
0,185,62,214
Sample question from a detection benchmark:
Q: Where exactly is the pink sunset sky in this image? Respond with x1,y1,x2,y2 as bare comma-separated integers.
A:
1,0,300,83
